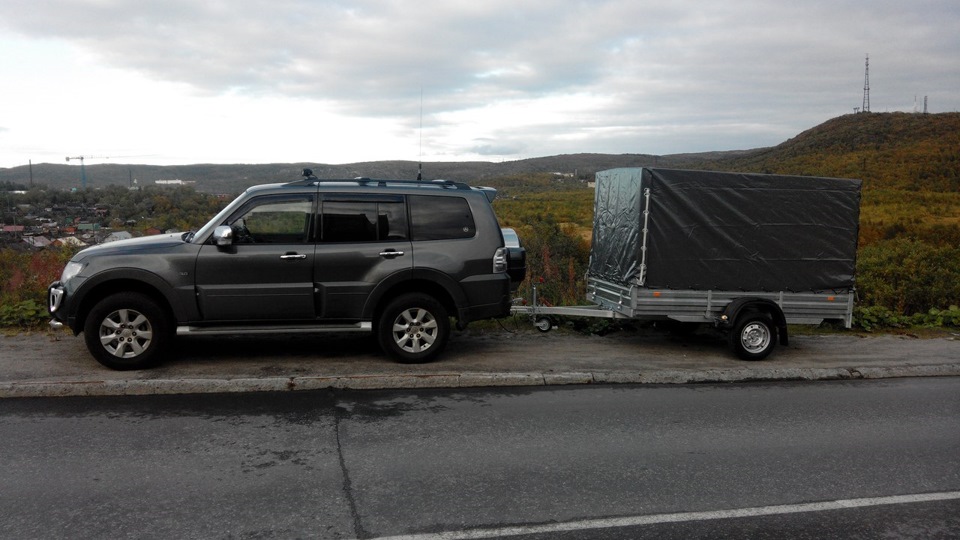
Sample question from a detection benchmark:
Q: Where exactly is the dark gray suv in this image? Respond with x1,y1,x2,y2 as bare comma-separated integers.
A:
49,171,526,370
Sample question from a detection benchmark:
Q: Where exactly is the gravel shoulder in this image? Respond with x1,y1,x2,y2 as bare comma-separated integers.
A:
2,324,959,398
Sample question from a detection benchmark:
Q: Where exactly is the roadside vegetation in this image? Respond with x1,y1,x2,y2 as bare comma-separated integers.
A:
2,112,959,332
492,113,960,333
0,186,227,328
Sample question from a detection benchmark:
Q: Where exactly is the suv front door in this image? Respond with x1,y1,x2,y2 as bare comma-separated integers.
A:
195,194,316,321
314,194,412,320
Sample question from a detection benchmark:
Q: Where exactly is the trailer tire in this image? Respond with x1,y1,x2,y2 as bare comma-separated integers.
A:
729,311,777,361
534,317,553,332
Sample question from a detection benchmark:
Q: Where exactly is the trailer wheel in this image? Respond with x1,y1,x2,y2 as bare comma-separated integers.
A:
534,317,552,332
729,311,776,361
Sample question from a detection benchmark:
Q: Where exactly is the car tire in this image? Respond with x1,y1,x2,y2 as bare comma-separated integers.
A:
83,292,170,370
729,311,777,361
378,293,450,364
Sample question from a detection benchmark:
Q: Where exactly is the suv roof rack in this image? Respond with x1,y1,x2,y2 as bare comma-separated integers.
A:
288,168,473,191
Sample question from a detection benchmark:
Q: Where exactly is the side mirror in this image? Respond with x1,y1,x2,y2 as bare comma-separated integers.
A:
213,226,234,247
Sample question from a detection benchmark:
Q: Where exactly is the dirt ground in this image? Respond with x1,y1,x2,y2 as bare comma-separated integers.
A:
2,320,959,387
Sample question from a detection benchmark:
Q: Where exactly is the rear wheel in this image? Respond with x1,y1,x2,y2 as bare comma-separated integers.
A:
729,311,776,361
378,293,450,364
83,292,170,370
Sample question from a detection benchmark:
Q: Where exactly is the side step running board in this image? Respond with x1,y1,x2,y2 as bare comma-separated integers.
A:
176,322,372,336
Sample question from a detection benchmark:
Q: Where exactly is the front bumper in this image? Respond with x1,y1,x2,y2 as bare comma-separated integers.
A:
48,281,64,314
48,281,73,332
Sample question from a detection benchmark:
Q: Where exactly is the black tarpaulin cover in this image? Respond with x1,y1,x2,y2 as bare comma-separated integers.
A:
588,168,861,292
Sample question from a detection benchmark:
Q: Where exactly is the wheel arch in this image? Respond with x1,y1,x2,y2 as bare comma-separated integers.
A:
364,269,466,323
74,276,178,335
719,297,789,346
368,278,459,325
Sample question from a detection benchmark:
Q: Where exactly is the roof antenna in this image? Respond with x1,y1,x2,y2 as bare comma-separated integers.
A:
417,87,423,181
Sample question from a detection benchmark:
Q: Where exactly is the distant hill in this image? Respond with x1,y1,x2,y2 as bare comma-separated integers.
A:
706,112,960,191
2,112,956,193
0,152,756,194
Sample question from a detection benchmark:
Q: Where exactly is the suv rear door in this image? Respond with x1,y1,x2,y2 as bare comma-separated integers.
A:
314,194,412,319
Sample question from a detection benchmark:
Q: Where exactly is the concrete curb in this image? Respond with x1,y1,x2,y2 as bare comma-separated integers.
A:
3,364,960,398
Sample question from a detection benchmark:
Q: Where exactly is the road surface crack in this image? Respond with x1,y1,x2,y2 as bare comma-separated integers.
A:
334,399,368,539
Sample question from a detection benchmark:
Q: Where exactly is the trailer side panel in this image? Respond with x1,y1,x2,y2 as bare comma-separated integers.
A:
587,168,862,293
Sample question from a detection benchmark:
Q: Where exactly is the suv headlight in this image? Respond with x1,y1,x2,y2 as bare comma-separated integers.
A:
60,261,85,283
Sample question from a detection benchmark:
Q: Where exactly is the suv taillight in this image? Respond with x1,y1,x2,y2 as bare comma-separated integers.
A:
493,247,508,273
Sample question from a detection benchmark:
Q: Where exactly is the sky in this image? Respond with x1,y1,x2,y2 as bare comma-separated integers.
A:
1,0,957,169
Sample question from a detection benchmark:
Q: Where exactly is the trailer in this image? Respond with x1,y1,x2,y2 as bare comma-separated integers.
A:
513,167,862,360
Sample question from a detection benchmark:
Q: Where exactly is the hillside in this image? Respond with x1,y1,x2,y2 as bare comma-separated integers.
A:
709,112,960,191
3,112,957,195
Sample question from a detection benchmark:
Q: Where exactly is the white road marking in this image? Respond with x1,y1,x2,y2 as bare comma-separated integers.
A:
372,491,960,540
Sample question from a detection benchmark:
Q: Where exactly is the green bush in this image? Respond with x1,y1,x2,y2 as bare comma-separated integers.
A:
0,299,48,328
919,305,960,328
854,305,960,332
856,239,960,315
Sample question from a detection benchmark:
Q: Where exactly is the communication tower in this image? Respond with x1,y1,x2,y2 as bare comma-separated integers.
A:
861,54,870,113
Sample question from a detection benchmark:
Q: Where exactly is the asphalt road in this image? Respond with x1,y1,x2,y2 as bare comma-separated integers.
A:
2,378,959,539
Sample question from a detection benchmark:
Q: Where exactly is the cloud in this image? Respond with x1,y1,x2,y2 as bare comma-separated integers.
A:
0,0,957,166
468,138,526,157
3,1,891,104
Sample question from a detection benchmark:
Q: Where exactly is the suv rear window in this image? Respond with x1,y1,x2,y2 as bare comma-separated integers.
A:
409,195,475,241
321,200,408,242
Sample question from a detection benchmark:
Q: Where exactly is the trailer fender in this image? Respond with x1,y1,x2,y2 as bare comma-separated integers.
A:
717,297,789,346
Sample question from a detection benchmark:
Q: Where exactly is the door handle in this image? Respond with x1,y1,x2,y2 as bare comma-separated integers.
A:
280,253,307,260
379,250,405,258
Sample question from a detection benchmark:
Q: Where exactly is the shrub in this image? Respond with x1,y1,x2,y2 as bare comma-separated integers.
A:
512,215,591,307
855,304,960,331
0,247,77,328
0,299,48,328
856,239,960,315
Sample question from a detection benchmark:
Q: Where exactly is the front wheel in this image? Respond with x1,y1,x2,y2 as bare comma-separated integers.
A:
83,292,171,370
378,293,450,364
729,312,777,361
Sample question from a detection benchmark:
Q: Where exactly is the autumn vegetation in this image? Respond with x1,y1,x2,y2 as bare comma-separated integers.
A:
0,186,226,326
492,112,960,331
2,112,959,330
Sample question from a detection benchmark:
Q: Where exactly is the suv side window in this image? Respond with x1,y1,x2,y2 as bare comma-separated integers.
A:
321,199,408,242
409,195,475,241
228,195,313,244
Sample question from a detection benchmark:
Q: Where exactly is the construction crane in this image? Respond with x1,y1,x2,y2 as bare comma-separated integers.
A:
65,155,112,189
